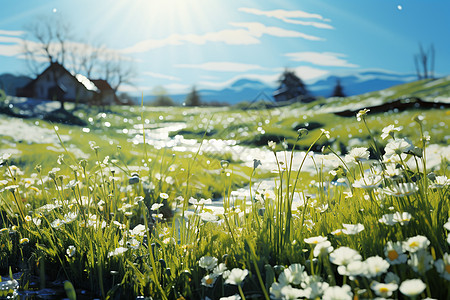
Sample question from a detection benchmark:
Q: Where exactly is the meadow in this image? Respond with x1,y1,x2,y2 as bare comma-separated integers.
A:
0,78,449,299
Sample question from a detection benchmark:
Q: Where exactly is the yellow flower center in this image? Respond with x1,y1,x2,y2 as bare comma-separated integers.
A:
445,264,450,274
206,278,213,285
409,241,419,248
387,250,399,261
379,287,389,293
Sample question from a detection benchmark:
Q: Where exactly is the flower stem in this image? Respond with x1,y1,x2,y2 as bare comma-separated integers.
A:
238,284,247,300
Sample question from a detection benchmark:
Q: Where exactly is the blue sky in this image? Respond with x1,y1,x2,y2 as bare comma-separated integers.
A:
0,0,449,94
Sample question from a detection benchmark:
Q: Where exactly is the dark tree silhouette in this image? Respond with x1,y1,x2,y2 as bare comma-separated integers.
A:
185,86,201,106
414,43,435,80
273,69,309,102
152,86,175,106
331,78,345,97
22,15,73,76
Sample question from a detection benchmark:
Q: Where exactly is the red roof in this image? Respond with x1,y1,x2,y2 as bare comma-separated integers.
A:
91,79,114,92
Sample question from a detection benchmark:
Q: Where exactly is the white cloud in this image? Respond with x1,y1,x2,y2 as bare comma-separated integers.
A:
0,35,24,57
176,61,263,72
121,22,322,54
118,84,152,93
239,7,333,29
0,43,23,57
0,36,23,44
196,66,328,90
143,71,180,81
230,22,323,40
121,29,260,54
0,34,132,69
164,83,191,93
0,29,25,36
199,75,219,80
182,29,260,45
285,52,358,67
292,66,329,80
240,7,327,20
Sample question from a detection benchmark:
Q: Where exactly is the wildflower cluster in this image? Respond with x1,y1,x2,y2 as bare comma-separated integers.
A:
0,108,448,299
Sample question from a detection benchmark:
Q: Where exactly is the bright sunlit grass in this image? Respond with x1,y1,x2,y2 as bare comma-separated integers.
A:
0,99,449,299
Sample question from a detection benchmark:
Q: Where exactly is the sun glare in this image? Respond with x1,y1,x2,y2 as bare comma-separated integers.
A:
123,0,209,36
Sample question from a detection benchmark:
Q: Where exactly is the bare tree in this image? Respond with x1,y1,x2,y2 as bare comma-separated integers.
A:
414,43,435,80
67,42,101,77
81,45,100,79
100,52,135,93
22,14,73,74
22,14,136,105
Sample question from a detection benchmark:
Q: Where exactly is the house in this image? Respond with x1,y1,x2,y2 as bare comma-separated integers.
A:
16,62,95,103
90,79,127,106
273,87,293,103
273,87,315,103
272,70,315,103
16,62,123,105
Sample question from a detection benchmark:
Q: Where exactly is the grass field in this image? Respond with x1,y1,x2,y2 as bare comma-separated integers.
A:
0,79,449,299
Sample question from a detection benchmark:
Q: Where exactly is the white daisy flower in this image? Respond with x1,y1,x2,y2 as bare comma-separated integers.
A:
430,175,450,188
353,175,382,189
381,183,418,197
370,281,398,298
225,268,248,286
278,264,307,285
381,124,402,140
385,138,414,156
345,147,370,164
399,279,426,297
434,252,450,281
304,236,327,245
379,214,396,226
66,245,76,257
403,235,430,253
201,273,219,287
392,211,412,225
364,256,390,278
280,285,308,299
322,284,353,300
384,241,407,265
342,223,365,235
313,241,334,257
408,249,434,274
329,247,362,266
198,256,218,271
108,247,128,257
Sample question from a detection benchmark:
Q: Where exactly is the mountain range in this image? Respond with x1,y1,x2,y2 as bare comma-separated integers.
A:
144,70,418,105
1,70,418,104
0,73,32,97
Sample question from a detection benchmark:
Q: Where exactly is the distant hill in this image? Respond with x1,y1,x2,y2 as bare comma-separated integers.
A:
141,70,418,105
199,78,274,103
315,75,450,116
141,78,274,105
309,71,417,97
0,73,32,96
1,70,419,105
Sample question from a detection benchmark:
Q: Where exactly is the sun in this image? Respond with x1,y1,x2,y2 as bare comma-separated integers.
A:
121,0,211,36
